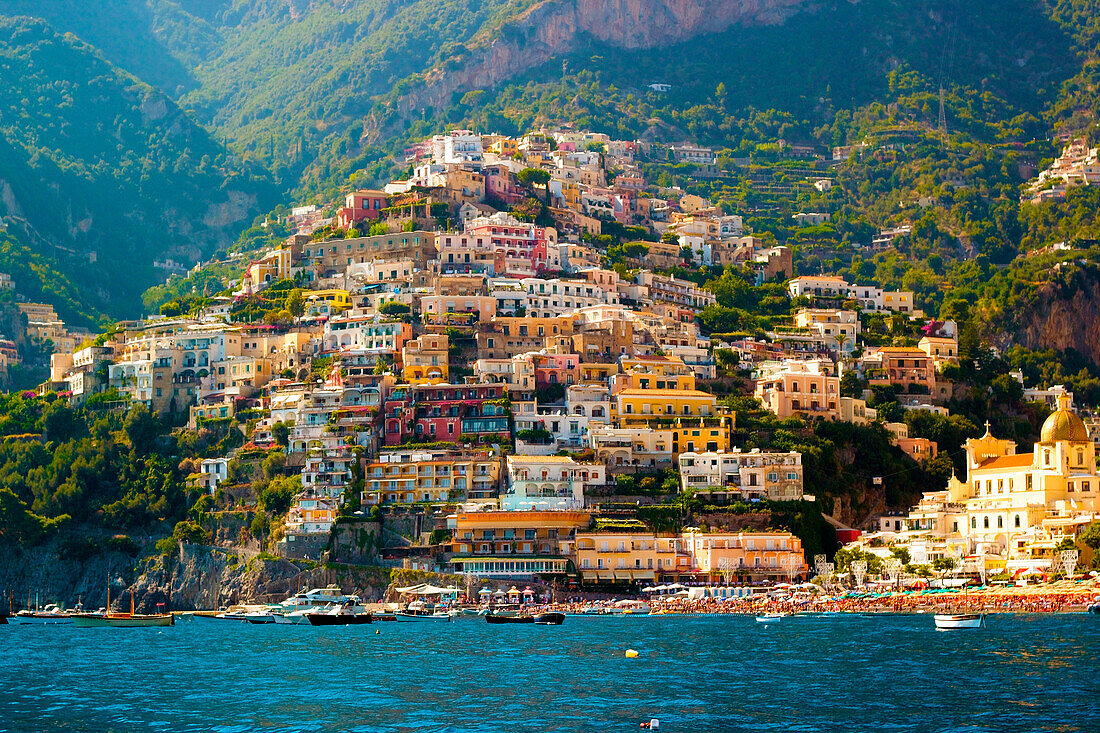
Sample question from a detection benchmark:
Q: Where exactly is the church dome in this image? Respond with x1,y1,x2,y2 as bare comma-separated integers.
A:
1040,392,1089,443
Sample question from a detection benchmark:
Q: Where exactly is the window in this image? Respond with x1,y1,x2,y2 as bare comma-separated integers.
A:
983,517,989,529
1014,515,1021,528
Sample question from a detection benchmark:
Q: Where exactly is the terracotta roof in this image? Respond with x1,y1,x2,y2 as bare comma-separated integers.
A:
975,454,1034,471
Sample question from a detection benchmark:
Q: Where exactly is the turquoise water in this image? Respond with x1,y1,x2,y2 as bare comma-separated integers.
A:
1,613,1096,732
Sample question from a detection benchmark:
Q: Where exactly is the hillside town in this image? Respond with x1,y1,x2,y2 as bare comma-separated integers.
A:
30,128,1100,588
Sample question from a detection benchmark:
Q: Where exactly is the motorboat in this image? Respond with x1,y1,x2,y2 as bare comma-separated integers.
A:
610,600,651,615
306,603,372,626
395,600,452,622
273,609,312,625
9,604,73,625
274,586,357,614
755,614,785,623
395,610,452,622
486,613,534,624
533,612,565,625
244,611,276,624
934,613,984,629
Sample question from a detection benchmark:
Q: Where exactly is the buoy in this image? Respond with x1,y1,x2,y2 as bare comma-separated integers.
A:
376,629,381,634
625,649,639,658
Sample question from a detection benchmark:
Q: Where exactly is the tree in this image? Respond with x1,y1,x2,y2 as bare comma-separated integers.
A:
840,370,866,398
379,301,410,316
1080,521,1100,567
124,405,160,456
931,556,959,582
272,421,289,448
285,288,305,319
517,167,551,205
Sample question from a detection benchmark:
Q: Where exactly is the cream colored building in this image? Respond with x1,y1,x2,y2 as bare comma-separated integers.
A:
894,394,1100,574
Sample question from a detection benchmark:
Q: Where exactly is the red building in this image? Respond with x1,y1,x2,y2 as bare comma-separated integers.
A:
336,190,389,229
382,383,510,445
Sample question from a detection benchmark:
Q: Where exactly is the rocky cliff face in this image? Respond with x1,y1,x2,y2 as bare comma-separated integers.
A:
1013,266,1100,368
398,0,810,117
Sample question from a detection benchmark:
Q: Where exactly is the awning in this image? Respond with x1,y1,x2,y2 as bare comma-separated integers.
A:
632,571,656,581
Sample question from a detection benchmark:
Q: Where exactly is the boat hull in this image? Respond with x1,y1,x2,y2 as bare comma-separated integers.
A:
533,613,565,625
395,612,452,623
73,614,174,628
8,614,73,625
934,614,984,629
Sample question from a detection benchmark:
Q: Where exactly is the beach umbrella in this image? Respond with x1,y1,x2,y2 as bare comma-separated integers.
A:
478,587,492,596
523,587,535,595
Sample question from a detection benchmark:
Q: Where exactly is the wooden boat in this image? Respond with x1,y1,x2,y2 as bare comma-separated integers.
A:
73,589,173,628
934,613,984,629
533,612,565,625
486,613,534,624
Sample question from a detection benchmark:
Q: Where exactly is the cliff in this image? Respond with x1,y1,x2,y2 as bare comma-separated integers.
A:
1013,265,1100,368
395,0,810,118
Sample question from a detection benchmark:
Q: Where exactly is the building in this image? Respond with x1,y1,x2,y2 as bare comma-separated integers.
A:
896,395,1100,574
446,509,590,579
336,190,388,229
753,359,841,420
402,333,449,384
502,455,605,511
365,448,503,504
787,276,849,300
678,449,804,501
382,382,509,446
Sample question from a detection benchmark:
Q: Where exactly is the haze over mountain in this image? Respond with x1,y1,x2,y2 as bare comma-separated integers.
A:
0,0,1098,320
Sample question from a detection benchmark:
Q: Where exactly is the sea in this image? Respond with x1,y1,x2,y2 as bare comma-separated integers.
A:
1,613,1096,732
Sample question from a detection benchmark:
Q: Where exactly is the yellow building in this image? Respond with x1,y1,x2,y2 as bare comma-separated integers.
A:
612,354,697,392
365,448,502,504
305,289,352,317
402,333,449,384
904,393,1100,574
613,388,718,422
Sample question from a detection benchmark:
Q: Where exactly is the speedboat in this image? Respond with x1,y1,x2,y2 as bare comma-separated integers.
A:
9,604,73,625
934,613,984,629
273,609,312,625
533,612,565,625
486,612,533,624
244,611,276,624
274,586,357,615
306,603,372,626
755,613,785,623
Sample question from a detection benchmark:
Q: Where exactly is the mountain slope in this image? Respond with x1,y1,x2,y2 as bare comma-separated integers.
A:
0,17,276,322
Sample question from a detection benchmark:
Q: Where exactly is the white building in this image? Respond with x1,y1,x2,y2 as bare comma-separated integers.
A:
678,449,804,501
502,455,605,510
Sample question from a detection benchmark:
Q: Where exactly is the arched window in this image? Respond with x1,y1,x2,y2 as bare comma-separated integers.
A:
983,516,989,529
1014,515,1021,528
1078,450,1085,465
997,516,1003,529
1044,449,1052,466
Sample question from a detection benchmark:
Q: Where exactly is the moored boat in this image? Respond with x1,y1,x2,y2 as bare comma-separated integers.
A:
9,603,73,625
73,613,174,628
934,613,984,629
306,604,373,626
533,612,565,625
755,613,785,623
395,610,452,622
486,613,534,624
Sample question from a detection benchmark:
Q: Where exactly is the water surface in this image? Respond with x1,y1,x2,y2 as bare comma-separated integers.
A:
1,613,1096,732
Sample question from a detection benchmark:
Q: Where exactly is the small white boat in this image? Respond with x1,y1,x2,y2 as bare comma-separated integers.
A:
934,613,984,629
244,611,276,624
395,611,452,623
272,609,311,625
756,614,785,623
9,604,73,625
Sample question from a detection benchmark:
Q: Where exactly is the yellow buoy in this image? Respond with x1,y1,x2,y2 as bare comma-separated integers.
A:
625,649,639,658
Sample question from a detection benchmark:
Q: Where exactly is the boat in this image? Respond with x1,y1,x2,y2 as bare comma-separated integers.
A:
372,613,397,622
244,611,276,624
395,610,452,622
9,603,74,625
755,613,785,623
934,613,984,629
274,586,358,614
272,609,312,625
306,603,373,626
533,612,565,625
72,589,173,628
610,600,651,615
486,613,534,624
1087,602,1100,615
